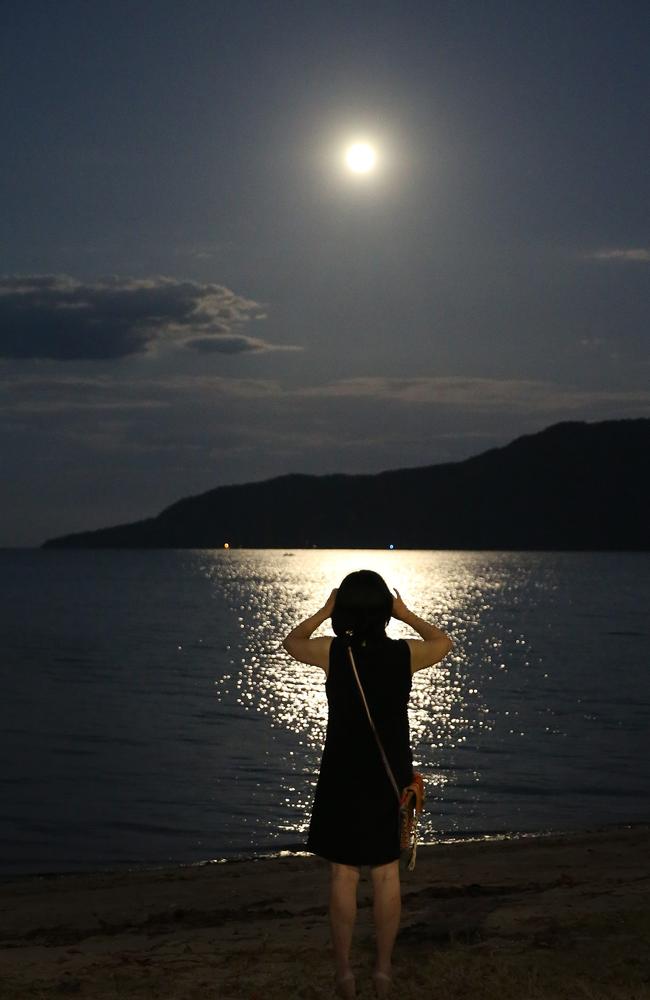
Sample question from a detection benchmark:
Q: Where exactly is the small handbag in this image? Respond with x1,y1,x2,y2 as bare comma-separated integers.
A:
347,646,424,871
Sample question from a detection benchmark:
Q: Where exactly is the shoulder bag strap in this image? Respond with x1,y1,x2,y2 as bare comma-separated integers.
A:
347,645,401,804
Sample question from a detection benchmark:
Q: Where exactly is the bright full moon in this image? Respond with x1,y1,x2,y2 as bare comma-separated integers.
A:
345,142,377,174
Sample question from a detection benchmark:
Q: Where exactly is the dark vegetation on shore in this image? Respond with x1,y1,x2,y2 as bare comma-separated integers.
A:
43,418,649,550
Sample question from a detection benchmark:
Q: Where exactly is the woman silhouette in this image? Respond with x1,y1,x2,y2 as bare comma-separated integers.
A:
283,570,453,998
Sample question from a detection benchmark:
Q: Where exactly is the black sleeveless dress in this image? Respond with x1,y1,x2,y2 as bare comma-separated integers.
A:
306,635,413,866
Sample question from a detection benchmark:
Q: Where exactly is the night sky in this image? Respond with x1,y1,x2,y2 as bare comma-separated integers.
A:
1,1,649,546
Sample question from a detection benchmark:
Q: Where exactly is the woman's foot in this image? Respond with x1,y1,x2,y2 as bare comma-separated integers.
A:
372,970,392,997
335,970,356,998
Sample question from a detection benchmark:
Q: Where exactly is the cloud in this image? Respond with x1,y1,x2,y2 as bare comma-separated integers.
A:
588,248,650,262
297,376,650,413
0,274,298,360
187,334,300,354
3,373,648,420
0,373,282,414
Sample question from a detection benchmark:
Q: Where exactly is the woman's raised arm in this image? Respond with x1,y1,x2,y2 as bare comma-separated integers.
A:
392,590,453,674
281,589,337,671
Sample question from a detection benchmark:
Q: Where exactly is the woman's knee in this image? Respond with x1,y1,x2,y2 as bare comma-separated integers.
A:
331,862,360,883
370,859,399,884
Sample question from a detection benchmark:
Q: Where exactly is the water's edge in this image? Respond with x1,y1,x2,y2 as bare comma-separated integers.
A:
3,820,649,884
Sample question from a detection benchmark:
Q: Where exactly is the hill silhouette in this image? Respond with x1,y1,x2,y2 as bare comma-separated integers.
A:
42,419,649,550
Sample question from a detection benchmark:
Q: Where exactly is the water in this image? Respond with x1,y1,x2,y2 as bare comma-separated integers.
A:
1,549,648,876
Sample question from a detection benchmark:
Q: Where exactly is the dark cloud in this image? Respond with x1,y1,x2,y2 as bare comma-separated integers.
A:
0,275,296,360
187,334,293,354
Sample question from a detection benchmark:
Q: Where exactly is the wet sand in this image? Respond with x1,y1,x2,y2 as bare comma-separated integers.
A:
1,824,649,999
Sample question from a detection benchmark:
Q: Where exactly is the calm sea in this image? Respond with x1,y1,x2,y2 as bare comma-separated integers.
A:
1,549,648,876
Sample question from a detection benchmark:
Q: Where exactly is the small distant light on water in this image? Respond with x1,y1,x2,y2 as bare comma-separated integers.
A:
223,542,230,549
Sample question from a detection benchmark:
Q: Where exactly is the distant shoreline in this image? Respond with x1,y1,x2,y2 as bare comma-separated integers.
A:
41,419,650,551
3,544,649,553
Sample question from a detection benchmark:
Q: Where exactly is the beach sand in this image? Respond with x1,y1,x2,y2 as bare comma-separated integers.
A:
1,825,649,999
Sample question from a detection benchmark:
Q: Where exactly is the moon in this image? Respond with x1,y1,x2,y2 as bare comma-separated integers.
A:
345,142,377,174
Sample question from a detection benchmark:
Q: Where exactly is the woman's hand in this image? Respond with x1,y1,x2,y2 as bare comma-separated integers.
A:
322,588,338,619
281,589,338,672
392,589,410,622
392,588,454,673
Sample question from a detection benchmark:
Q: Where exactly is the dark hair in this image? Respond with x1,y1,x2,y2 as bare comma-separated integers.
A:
331,570,393,642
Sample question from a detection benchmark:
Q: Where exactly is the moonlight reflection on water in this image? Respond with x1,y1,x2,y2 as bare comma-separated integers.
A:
1,548,648,873
201,549,560,839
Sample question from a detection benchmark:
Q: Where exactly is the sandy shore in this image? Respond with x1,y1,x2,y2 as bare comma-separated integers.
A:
1,825,649,999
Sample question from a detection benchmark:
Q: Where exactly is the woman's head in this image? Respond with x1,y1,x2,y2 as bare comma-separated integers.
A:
331,570,393,641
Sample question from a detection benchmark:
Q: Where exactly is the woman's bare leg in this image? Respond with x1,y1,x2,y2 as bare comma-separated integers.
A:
371,860,401,979
329,862,360,983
